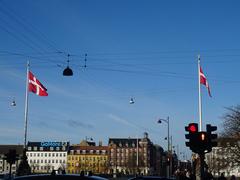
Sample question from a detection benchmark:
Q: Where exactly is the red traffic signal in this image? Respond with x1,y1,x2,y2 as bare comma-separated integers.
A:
185,123,198,133
185,123,198,149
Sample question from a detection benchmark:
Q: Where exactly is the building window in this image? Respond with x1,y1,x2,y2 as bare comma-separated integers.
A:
56,147,60,151
45,153,47,157
40,147,43,151
52,153,55,157
50,147,54,151
45,160,47,163
49,153,51,157
28,147,32,151
34,146,37,151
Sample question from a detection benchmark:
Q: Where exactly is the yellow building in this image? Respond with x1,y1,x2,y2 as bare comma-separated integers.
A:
67,141,109,174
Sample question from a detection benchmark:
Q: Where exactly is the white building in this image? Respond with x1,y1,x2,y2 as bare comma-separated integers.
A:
26,141,69,173
205,137,240,177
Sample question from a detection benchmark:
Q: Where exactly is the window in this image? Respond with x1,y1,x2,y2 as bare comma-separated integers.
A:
56,147,60,151
50,147,54,151
56,160,58,163
59,153,62,157
37,153,40,157
52,160,54,163
60,160,62,163
34,146,37,151
45,160,47,163
28,147,32,151
52,153,55,157
49,153,51,157
40,147,43,151
45,153,47,157
41,160,43,163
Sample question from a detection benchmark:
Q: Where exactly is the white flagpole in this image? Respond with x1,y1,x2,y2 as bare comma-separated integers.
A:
24,61,30,148
198,55,202,131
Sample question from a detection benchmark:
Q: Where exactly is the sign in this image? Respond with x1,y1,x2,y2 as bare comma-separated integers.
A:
40,142,61,147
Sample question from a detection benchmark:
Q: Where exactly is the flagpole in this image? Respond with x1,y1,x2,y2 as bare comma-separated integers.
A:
198,55,202,131
24,61,30,148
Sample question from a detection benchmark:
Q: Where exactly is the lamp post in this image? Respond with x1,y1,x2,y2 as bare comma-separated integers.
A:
157,116,170,177
157,117,170,154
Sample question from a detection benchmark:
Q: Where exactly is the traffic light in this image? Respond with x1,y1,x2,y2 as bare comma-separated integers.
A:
4,149,17,165
196,131,209,153
185,123,198,149
206,124,218,149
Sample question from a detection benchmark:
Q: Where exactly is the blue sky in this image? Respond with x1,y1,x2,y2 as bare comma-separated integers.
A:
1,0,240,159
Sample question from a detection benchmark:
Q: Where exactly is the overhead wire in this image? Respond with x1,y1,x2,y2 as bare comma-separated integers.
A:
0,2,66,66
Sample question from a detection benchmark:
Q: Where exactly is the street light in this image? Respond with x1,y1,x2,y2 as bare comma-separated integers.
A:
157,117,170,153
157,116,170,177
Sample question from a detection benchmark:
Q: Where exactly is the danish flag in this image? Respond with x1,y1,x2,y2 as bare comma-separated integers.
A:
199,66,211,97
28,71,48,96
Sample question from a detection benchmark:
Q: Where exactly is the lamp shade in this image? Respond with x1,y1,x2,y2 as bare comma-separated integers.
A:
63,66,73,76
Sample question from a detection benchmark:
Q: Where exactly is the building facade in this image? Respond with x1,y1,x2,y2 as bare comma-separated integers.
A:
26,141,69,173
108,132,155,175
0,145,23,175
67,140,109,174
205,137,240,177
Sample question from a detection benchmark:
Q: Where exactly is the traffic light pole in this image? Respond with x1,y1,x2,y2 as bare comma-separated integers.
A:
199,153,205,180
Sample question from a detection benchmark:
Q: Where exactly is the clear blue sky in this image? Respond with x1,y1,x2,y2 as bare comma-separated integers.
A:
1,0,240,159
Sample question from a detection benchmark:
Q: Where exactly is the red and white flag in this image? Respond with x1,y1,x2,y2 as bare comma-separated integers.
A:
28,71,48,96
199,66,211,97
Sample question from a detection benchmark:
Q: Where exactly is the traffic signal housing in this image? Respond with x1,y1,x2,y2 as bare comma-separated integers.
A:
206,124,218,150
185,123,198,150
4,149,18,165
185,123,218,154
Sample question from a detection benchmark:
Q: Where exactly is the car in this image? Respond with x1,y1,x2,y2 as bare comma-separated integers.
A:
13,174,109,180
128,176,175,180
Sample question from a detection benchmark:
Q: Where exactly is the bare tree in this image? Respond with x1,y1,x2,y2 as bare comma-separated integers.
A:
221,105,240,138
219,105,240,166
